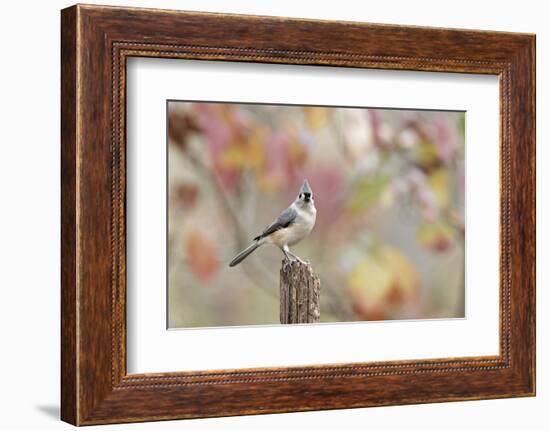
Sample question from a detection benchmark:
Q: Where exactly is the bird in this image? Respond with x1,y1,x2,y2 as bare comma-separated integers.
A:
229,179,317,267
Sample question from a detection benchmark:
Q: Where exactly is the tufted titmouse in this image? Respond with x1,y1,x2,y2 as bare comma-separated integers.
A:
229,180,317,267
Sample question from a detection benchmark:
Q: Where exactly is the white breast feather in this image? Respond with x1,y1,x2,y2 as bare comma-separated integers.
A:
268,204,316,247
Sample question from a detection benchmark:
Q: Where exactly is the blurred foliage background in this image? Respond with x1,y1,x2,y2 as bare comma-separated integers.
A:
167,101,465,328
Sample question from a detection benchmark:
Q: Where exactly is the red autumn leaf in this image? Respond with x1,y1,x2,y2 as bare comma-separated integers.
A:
167,110,201,151
174,184,199,210
193,103,244,192
185,230,220,281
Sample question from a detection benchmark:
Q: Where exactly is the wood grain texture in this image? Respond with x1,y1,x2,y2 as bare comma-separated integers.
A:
280,261,320,324
60,4,535,425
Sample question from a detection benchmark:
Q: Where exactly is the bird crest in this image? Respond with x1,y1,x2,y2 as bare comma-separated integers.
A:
300,179,312,194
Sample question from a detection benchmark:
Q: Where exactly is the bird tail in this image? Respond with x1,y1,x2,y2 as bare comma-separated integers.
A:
229,241,262,267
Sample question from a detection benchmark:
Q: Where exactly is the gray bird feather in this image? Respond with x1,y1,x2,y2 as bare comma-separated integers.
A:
254,206,297,241
229,206,297,267
300,179,312,194
228,241,261,267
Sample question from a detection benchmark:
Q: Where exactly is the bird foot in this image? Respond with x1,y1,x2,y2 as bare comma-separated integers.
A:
289,255,309,265
282,248,309,265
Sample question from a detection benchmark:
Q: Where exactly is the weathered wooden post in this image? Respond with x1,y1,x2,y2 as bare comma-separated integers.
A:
280,260,320,324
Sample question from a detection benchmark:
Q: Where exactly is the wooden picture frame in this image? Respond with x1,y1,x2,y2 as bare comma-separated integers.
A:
61,4,535,425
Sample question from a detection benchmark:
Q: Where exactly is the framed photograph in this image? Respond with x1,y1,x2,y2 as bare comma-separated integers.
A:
61,4,535,425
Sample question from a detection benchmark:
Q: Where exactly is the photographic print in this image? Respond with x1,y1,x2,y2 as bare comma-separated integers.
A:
61,7,535,422
167,101,465,328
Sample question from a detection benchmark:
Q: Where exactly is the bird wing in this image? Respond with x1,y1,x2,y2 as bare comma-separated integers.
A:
254,206,297,241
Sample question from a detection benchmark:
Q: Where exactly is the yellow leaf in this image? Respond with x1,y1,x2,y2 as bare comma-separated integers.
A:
427,168,449,207
303,107,328,130
219,144,246,169
380,247,418,297
348,257,393,307
347,246,419,316
417,222,455,252
415,139,439,168
345,175,389,214
287,139,307,166
246,127,266,171
219,128,265,171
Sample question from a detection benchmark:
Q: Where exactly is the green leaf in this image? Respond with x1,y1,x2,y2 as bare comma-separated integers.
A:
345,175,390,214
